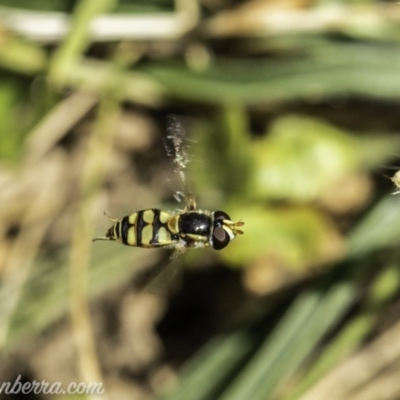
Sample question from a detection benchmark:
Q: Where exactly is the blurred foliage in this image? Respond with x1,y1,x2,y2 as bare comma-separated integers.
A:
1,0,400,400
253,115,365,201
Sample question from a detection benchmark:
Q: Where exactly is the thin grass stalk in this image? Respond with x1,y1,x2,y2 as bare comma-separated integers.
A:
47,0,117,87
68,96,118,399
25,91,98,163
0,153,65,350
299,317,400,400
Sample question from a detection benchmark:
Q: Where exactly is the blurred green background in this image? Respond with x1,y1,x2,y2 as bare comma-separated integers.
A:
2,0,400,399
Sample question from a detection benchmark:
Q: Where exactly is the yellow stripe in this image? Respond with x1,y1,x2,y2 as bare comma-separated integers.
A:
157,227,172,245
113,224,119,241
186,233,208,242
159,211,171,224
128,212,138,225
127,226,137,246
141,225,153,246
142,210,155,224
168,215,180,234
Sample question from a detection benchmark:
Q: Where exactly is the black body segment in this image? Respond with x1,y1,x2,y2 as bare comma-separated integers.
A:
136,210,146,246
179,212,211,236
151,209,161,245
120,216,130,245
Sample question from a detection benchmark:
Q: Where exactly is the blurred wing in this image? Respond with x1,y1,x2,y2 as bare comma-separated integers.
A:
139,250,186,294
140,116,195,293
164,114,197,210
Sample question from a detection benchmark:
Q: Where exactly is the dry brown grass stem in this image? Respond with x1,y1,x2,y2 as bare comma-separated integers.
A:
0,152,67,349
301,319,400,400
204,3,400,38
25,91,99,164
68,97,118,400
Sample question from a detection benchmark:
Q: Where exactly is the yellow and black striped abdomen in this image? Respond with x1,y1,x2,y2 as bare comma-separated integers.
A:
108,209,178,248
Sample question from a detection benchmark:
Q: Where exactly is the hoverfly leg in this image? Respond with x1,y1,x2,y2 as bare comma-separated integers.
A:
92,236,110,242
174,191,185,203
103,211,118,222
184,192,197,211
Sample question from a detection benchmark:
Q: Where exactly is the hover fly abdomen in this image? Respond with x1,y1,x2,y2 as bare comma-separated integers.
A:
101,209,179,248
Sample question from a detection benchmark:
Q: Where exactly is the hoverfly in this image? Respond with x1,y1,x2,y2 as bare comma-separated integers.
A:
93,115,244,256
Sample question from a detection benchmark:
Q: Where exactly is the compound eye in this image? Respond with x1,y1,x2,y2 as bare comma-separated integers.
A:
214,211,231,222
212,226,230,250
